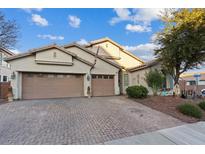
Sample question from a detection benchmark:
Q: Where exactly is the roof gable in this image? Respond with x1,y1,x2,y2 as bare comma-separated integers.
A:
5,44,93,66
86,37,144,64
0,48,15,56
87,37,124,50
64,43,122,69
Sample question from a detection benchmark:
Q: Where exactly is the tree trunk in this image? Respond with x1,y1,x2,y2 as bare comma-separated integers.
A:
173,73,181,96
173,83,181,96
152,85,158,96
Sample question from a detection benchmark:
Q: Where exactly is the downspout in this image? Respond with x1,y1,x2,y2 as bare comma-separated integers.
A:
89,46,100,73
87,46,100,98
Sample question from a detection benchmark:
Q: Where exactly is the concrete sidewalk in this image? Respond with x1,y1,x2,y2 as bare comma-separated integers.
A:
105,122,205,145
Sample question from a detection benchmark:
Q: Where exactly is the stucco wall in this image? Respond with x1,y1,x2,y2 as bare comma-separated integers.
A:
65,46,120,95
129,64,161,95
65,46,120,74
93,42,121,58
36,48,73,63
66,46,95,63
129,64,174,95
9,47,120,99
89,42,143,69
10,55,90,74
9,55,91,99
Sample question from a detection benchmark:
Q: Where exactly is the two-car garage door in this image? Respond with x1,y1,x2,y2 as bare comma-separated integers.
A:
22,73,115,99
22,73,84,99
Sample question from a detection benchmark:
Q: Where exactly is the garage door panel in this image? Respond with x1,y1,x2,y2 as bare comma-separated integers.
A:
22,73,84,99
91,75,114,96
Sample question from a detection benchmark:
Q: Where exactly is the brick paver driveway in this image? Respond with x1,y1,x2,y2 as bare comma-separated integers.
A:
0,96,183,144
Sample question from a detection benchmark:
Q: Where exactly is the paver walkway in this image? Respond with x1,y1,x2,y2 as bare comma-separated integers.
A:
105,122,205,145
0,96,183,144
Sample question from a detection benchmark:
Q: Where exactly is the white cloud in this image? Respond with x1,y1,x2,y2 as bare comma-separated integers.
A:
115,8,131,19
110,8,167,33
124,43,160,61
110,8,131,25
132,8,164,24
76,39,88,45
31,14,48,27
21,8,43,13
125,24,151,32
110,8,165,25
68,15,81,28
37,34,64,40
125,43,159,52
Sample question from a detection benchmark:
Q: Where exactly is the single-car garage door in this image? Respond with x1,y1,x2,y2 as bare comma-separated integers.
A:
91,74,114,96
22,73,84,99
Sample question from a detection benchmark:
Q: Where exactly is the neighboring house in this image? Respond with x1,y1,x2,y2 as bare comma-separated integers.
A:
6,37,173,100
179,72,205,95
0,48,15,82
128,60,174,95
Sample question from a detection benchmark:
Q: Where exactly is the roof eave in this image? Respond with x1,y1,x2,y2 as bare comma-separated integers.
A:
64,43,122,69
0,48,15,56
85,38,145,64
128,60,160,72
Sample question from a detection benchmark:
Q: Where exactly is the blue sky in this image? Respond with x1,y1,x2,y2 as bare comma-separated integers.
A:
1,8,204,73
0,8,165,62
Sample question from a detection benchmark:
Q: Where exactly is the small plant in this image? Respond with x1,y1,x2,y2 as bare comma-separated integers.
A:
198,101,205,111
126,85,148,98
145,69,165,96
177,103,202,119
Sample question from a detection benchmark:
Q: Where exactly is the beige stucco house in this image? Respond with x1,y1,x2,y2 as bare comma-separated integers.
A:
6,37,173,100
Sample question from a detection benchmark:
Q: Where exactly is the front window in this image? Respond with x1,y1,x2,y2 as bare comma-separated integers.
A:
124,74,129,87
98,75,103,79
3,76,7,82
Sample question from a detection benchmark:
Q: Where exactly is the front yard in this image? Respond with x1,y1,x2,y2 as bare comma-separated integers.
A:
134,96,205,123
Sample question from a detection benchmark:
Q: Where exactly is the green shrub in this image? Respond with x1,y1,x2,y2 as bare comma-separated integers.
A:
177,103,202,119
145,69,165,96
198,101,205,110
126,85,148,98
